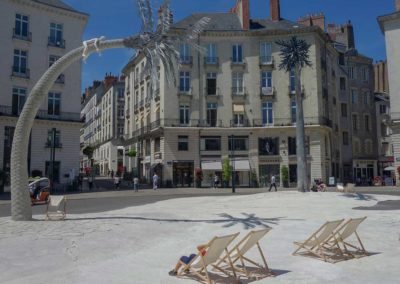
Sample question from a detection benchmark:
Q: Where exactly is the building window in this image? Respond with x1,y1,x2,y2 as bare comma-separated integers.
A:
289,164,297,183
262,102,273,125
178,136,188,151
229,136,248,151
353,139,360,155
288,137,296,155
233,113,244,126
154,138,161,153
13,49,28,75
348,66,355,79
232,72,244,94
206,43,217,63
14,13,29,39
365,140,373,155
261,71,272,88
362,67,369,82
343,131,349,145
341,103,347,117
12,87,26,115
48,92,61,116
365,115,370,131
179,43,190,63
291,99,297,123
259,137,279,155
200,137,221,151
351,89,358,104
290,70,296,93
232,44,243,63
49,23,63,47
179,105,190,125
179,71,190,92
364,91,370,105
260,42,272,64
380,105,387,114
47,129,61,147
352,114,358,131
340,77,346,90
207,103,217,127
206,73,217,95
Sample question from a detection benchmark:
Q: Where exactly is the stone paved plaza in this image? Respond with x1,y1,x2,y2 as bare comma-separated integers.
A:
1,191,400,283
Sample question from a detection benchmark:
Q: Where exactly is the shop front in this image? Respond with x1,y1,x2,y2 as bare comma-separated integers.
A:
353,160,377,186
173,161,194,187
232,159,250,187
201,160,222,187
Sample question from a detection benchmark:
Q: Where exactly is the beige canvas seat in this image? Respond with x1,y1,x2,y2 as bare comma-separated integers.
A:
336,183,344,192
293,219,344,262
217,228,273,279
345,183,356,193
45,195,67,220
177,233,239,284
327,217,368,258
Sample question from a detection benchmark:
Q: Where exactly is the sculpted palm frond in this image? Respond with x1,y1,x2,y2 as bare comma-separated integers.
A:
276,36,311,72
137,0,154,34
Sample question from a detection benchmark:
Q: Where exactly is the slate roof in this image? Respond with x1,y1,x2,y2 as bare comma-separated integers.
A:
30,0,88,15
172,13,303,32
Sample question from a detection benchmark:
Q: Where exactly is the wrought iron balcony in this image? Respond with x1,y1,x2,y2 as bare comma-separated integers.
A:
230,119,251,127
12,67,30,79
179,56,192,65
259,56,274,66
204,57,219,65
12,28,32,41
48,37,65,48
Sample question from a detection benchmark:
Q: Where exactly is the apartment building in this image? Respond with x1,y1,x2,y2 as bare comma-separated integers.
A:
378,1,400,181
80,75,125,175
123,0,377,187
0,0,87,188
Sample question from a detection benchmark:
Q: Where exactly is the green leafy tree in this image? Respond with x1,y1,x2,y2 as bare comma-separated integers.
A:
276,36,312,192
222,158,232,186
126,149,137,158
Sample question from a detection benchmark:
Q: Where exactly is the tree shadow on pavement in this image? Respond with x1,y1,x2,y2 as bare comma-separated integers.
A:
62,213,303,229
341,193,377,201
353,199,400,211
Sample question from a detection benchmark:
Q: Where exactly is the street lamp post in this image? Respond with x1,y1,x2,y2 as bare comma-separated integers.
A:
230,135,235,193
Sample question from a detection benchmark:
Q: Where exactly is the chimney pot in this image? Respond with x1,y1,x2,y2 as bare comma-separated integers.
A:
270,0,281,22
396,0,400,11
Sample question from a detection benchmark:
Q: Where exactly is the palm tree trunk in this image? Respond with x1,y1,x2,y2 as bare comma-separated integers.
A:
295,66,307,192
11,38,134,221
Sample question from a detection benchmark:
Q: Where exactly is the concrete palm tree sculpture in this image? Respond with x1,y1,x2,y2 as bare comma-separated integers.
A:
276,36,312,192
10,0,210,221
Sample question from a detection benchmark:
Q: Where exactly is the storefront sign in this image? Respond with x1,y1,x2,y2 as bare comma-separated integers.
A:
396,157,400,162
144,156,151,164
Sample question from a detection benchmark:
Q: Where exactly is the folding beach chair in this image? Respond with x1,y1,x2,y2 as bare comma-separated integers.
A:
45,195,67,220
336,183,344,192
217,228,274,279
345,183,356,193
293,219,344,262
177,233,240,284
328,217,368,258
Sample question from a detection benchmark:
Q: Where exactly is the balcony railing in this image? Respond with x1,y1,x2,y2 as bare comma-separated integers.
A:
253,117,333,128
35,109,82,122
204,57,219,65
230,119,251,127
48,37,65,48
55,74,65,84
231,58,246,67
13,29,32,41
232,87,246,96
12,67,30,79
259,56,274,66
260,86,275,96
205,87,220,96
179,56,192,65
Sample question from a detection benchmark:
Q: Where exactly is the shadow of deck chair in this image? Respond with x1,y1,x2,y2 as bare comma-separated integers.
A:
177,233,240,284
327,217,368,259
293,219,344,262
45,195,67,220
216,228,274,280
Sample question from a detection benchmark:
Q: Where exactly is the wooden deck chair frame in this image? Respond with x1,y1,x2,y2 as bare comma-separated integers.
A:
293,219,344,262
327,217,368,259
177,233,239,284
216,228,273,279
345,183,356,193
45,195,67,220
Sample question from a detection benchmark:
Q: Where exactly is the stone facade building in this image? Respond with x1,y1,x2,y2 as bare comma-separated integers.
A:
0,0,87,188
122,0,378,187
80,75,125,176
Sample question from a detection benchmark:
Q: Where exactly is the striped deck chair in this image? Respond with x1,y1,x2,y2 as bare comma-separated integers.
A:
177,233,240,284
45,195,67,221
217,228,274,279
328,217,368,259
293,219,344,262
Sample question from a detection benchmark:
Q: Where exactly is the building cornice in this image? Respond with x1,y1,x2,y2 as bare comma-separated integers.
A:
10,0,89,22
377,11,400,33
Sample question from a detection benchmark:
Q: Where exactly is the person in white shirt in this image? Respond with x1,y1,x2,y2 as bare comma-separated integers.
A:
153,173,159,190
269,174,277,191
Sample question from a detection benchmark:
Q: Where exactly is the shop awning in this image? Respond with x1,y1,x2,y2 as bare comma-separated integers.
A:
233,159,250,171
233,104,245,113
201,161,222,171
384,166,395,171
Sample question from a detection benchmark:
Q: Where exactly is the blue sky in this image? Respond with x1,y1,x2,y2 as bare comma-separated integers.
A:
63,0,395,92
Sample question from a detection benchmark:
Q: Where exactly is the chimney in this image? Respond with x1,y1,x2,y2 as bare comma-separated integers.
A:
230,0,250,30
104,73,116,89
344,21,355,49
298,13,325,31
396,0,400,11
270,0,281,22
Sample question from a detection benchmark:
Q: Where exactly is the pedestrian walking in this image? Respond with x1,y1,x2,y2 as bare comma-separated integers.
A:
111,170,114,179
114,174,120,190
153,173,159,190
213,174,219,189
88,175,94,191
133,176,139,192
269,174,277,191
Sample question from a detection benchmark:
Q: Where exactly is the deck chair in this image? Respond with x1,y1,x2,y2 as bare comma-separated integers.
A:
293,219,344,262
327,217,368,258
217,228,273,279
336,183,344,192
45,195,67,220
345,183,356,193
177,233,239,284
